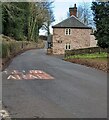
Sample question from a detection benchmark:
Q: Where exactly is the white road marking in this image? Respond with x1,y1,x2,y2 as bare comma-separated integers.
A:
16,75,21,80
3,71,7,74
11,72,14,74
7,75,16,80
35,70,38,73
38,71,43,73
36,74,42,79
6,70,54,80
0,110,10,118
30,75,38,79
22,75,28,79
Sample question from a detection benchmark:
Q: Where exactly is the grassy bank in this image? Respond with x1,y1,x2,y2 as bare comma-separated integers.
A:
64,52,108,72
65,52,108,59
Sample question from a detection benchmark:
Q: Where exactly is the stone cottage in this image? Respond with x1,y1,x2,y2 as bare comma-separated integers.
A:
52,4,97,54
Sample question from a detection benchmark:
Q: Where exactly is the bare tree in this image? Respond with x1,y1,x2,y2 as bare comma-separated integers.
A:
27,1,54,41
41,1,55,36
66,2,95,28
78,2,94,27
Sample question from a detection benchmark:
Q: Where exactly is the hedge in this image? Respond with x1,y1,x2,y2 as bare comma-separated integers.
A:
65,47,107,57
1,41,37,58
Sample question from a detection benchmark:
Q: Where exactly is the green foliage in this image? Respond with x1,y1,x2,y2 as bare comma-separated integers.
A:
2,42,9,58
2,3,24,40
1,34,45,59
65,52,107,59
1,40,36,58
2,2,54,41
0,43,2,58
91,2,109,48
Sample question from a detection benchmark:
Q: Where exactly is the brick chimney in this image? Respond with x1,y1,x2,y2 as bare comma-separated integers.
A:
69,4,77,17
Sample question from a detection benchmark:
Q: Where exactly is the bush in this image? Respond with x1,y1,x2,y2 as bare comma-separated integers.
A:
0,43,2,58
1,35,44,59
2,42,9,58
1,41,36,58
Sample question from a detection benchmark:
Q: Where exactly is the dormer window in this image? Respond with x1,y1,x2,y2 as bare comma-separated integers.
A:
65,29,71,35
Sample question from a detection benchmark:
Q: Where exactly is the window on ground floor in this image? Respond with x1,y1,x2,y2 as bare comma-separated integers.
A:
65,43,71,50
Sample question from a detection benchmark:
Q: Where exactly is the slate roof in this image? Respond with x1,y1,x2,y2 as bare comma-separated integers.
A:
52,15,91,29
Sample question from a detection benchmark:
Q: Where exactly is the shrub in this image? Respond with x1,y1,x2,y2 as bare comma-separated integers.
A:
2,42,10,58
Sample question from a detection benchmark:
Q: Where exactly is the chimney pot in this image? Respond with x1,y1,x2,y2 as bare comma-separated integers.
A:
74,4,76,7
69,4,77,17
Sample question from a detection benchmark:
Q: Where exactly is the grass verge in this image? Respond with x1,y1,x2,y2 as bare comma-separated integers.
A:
64,52,108,72
65,52,108,59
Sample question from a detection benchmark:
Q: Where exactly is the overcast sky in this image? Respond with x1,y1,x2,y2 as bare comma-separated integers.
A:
39,0,94,35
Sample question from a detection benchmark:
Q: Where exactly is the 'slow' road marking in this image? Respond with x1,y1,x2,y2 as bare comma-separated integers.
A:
6,70,54,80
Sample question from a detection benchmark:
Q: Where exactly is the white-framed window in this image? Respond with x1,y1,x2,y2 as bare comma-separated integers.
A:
65,43,71,50
65,29,71,35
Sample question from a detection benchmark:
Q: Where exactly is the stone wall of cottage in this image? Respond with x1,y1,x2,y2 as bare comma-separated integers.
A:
90,35,97,47
52,28,93,54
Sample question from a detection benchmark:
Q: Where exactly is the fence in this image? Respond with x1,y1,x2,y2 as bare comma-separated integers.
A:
65,47,107,57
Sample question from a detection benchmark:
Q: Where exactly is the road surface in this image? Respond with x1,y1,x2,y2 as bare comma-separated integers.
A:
2,49,107,118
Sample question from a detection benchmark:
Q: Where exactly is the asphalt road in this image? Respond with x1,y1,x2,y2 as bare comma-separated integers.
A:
2,48,107,118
